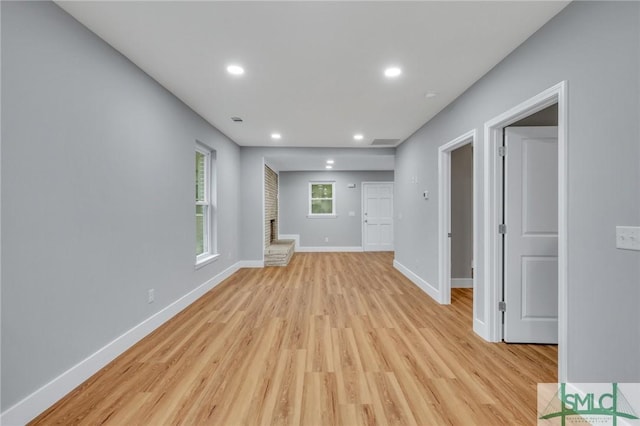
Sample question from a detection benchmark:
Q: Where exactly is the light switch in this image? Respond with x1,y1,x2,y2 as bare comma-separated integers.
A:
616,226,640,251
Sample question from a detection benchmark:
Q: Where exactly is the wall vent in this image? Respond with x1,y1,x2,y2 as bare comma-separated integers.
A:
371,138,400,146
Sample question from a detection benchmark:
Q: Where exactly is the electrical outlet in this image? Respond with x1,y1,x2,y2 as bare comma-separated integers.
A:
148,289,155,304
616,226,640,251
324,237,329,243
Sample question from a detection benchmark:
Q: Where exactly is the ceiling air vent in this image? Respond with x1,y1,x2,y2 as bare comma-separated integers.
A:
231,116,243,122
371,138,400,146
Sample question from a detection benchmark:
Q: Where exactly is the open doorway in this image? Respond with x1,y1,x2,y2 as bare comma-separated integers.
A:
483,81,567,382
438,130,477,325
450,144,474,324
450,144,474,289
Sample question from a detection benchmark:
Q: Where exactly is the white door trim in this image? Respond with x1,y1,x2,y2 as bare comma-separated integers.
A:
437,129,476,309
361,181,394,251
483,81,568,382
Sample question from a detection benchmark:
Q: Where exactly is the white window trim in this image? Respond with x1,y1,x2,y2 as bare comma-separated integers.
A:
196,143,218,267
308,181,337,218
195,253,220,270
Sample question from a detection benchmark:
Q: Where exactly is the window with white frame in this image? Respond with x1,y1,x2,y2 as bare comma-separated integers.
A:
195,144,217,264
309,182,336,216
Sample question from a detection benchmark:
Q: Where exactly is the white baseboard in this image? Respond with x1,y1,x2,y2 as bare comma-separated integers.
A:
473,318,490,341
0,262,242,426
296,246,363,252
237,260,265,268
278,234,300,249
393,259,441,303
451,278,473,288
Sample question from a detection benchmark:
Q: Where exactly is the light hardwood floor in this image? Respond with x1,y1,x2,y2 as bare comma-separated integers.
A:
31,252,557,425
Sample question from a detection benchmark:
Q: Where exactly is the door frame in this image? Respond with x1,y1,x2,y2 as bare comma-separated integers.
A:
361,181,394,251
483,81,568,381
437,129,477,310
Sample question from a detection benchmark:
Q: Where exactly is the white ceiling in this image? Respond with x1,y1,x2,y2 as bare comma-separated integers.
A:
56,1,569,149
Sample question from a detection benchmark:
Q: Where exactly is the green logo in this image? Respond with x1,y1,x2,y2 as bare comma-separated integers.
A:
539,383,639,425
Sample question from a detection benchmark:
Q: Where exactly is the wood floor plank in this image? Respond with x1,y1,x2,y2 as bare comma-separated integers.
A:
30,252,557,425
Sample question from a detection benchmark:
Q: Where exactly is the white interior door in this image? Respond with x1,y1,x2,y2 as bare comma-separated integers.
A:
504,127,558,343
362,183,394,252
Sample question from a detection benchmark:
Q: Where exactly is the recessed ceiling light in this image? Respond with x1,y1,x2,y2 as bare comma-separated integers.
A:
353,134,364,141
226,65,244,75
271,133,281,140
326,160,334,164
425,92,438,99
325,165,333,169
384,67,402,78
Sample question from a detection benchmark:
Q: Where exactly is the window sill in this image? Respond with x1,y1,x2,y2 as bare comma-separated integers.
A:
195,253,220,270
307,214,338,219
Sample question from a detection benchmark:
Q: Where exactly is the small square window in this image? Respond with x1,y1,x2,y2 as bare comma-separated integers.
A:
309,182,336,216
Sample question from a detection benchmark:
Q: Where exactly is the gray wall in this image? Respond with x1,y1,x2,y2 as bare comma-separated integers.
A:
450,144,473,279
395,1,639,382
240,147,395,261
279,171,394,247
1,1,241,410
